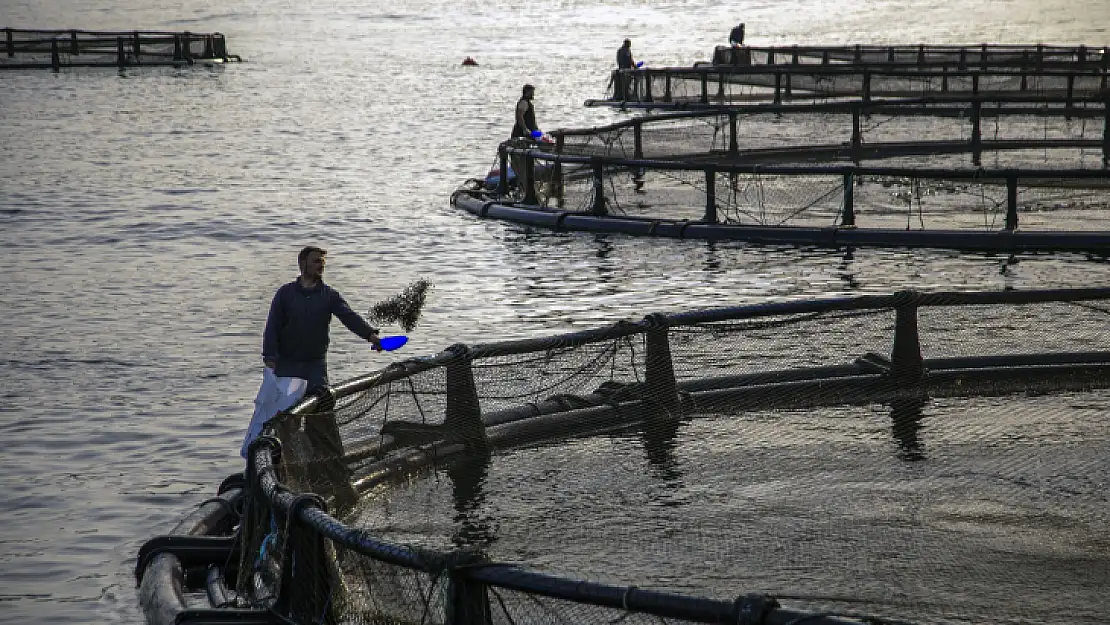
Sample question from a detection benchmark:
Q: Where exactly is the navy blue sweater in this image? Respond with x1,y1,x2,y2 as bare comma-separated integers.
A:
261,279,377,371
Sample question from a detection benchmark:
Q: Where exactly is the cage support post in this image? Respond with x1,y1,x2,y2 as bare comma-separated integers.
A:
851,106,862,164
704,168,717,223
447,561,492,625
862,71,871,105
717,70,725,99
497,145,509,197
970,99,982,166
643,69,653,102
891,292,924,387
132,31,141,62
444,344,488,450
69,30,78,55
117,37,126,68
591,157,606,215
1103,93,1110,166
634,121,643,159
644,314,679,415
773,72,782,105
51,39,60,72
841,172,856,227
5,28,12,57
728,112,739,157
523,152,538,205
700,71,709,104
1005,174,1019,231
552,135,565,202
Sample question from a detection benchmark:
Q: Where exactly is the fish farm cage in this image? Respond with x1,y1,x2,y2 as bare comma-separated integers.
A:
0,28,242,70
588,43,1109,109
135,287,1110,625
452,94,1110,252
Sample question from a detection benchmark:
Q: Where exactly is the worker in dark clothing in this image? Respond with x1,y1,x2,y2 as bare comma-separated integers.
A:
615,39,636,100
509,84,540,200
729,22,745,46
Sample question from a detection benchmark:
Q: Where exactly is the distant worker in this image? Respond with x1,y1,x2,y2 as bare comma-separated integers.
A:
729,22,746,46
615,39,636,100
509,84,540,200
462,56,478,66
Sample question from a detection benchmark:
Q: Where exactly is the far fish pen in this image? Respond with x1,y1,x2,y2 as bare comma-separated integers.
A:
1,28,243,71
452,95,1110,252
589,42,1109,108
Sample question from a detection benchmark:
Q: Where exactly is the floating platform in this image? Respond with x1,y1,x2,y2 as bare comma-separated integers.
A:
590,42,1110,109
454,96,1110,253
1,28,243,70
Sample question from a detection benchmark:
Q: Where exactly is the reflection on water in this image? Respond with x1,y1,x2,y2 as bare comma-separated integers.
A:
447,450,495,552
889,395,927,461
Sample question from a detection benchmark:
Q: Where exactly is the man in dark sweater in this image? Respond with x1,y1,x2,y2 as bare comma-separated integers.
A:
262,246,382,390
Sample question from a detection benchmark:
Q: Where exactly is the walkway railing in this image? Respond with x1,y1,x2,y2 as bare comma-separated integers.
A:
1,28,242,70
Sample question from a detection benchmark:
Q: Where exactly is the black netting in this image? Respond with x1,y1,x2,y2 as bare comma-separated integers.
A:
225,289,1110,625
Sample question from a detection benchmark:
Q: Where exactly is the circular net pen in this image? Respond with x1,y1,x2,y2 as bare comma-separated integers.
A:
452,97,1110,252
588,53,1110,109
138,287,1110,625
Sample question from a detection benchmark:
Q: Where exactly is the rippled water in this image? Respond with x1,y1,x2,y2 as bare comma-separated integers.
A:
1,0,1108,623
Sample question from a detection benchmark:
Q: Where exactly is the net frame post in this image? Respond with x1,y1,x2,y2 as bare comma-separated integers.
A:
497,144,509,197
552,135,565,202
633,121,644,159
446,557,492,625
274,494,339,624
1103,93,1110,166
1005,174,1019,231
591,157,607,215
862,70,871,105
851,105,862,164
728,112,739,157
704,167,717,223
5,28,12,58
173,35,184,63
890,291,925,387
51,39,60,72
70,30,78,55
132,31,141,62
523,152,538,205
841,171,856,227
117,36,126,68
444,344,488,450
699,70,709,104
643,314,679,414
773,71,782,105
970,98,982,166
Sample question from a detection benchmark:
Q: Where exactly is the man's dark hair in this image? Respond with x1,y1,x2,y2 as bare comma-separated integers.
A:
522,83,535,95
298,245,327,267
623,39,631,47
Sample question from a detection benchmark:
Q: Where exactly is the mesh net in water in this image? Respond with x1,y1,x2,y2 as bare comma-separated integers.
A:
228,289,1110,625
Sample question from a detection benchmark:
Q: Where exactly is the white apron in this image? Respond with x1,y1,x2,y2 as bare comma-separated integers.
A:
240,368,308,458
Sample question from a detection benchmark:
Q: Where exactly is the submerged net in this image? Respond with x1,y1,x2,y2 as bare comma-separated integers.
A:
232,288,1110,625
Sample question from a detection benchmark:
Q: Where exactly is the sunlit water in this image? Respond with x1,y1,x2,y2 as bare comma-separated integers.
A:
1,0,1108,623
